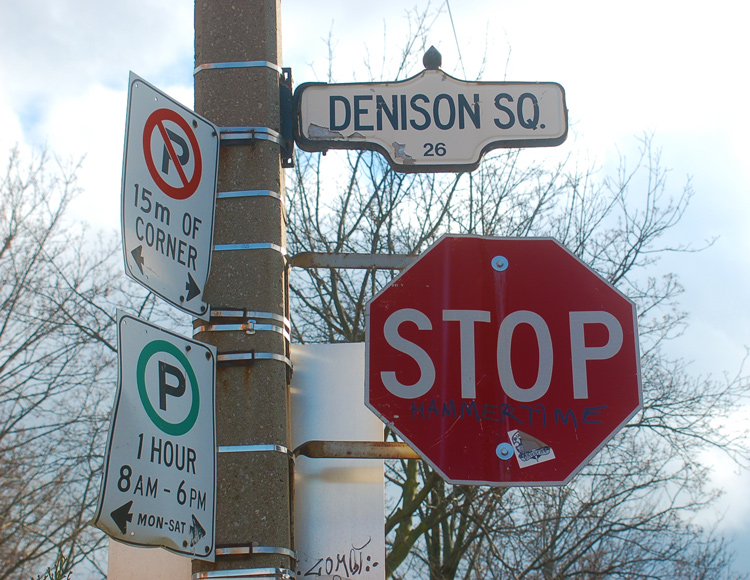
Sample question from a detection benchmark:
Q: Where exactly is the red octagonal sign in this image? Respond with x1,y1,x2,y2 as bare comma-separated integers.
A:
366,235,642,486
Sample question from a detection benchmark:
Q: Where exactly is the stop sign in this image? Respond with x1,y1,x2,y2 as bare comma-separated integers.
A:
365,235,641,486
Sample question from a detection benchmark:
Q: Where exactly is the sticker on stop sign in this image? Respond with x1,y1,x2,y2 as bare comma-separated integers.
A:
365,235,642,486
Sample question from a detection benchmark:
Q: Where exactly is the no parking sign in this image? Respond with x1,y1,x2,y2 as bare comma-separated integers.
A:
121,73,219,315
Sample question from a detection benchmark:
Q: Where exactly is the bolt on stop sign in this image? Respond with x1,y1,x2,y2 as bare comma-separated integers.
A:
365,235,642,486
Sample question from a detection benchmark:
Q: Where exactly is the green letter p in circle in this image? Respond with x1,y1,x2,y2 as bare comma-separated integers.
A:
137,340,200,436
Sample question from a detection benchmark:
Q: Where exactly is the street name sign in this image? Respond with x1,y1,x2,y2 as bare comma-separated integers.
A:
366,235,642,486
93,312,217,560
295,68,567,173
121,72,219,315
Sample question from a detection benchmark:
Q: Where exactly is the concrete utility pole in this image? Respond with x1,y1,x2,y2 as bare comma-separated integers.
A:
193,1,293,578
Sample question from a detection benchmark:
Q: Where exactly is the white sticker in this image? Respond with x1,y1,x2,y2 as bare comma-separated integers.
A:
508,429,556,468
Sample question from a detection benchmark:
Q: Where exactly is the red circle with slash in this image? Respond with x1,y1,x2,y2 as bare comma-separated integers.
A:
143,108,203,200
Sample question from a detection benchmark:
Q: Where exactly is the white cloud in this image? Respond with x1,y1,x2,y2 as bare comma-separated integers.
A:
0,0,194,230
0,0,193,126
40,83,127,231
0,96,25,155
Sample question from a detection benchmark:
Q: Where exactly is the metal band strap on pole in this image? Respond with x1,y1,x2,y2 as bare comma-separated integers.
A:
216,351,293,373
218,444,294,458
194,321,291,342
207,309,291,331
195,310,292,375
215,546,297,559
218,190,286,214
214,242,287,260
194,61,283,75
220,126,283,146
218,190,283,201
192,568,294,580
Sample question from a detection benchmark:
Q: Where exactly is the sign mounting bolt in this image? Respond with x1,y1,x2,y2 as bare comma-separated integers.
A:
496,443,514,461
491,255,509,272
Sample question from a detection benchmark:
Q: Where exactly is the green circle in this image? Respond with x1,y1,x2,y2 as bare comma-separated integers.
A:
137,340,200,436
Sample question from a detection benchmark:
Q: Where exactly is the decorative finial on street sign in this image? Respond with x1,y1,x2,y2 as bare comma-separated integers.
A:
423,46,442,70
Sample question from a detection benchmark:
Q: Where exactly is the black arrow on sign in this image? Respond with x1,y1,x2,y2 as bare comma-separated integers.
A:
111,500,134,535
189,514,207,547
131,245,145,275
185,273,201,302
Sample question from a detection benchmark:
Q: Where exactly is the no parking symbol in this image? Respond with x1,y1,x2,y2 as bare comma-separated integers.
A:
143,108,203,201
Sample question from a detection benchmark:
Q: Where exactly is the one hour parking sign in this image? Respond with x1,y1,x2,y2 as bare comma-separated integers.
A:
121,72,219,315
93,312,216,560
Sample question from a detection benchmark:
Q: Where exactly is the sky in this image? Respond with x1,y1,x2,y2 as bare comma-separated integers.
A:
1,0,749,572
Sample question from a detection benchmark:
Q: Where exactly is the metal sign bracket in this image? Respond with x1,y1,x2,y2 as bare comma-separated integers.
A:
199,63,294,168
294,440,420,460
279,68,295,168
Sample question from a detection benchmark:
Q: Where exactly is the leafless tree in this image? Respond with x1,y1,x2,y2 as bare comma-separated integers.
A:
0,147,157,580
287,41,749,575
